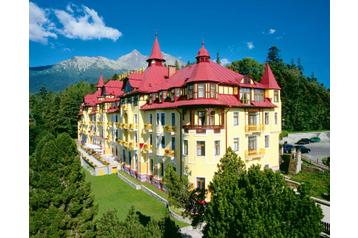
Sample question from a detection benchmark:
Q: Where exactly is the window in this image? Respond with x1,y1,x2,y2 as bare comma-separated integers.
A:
156,113,160,125
184,140,188,155
215,140,220,156
171,113,175,127
274,90,279,102
254,89,264,102
160,162,164,177
161,113,165,126
128,151,132,166
171,137,175,150
197,177,205,190
249,112,258,125
122,149,126,163
275,112,278,125
134,114,138,124
209,111,215,125
188,85,194,99
265,112,269,125
248,136,257,151
161,136,165,148
233,112,239,126
210,84,216,98
233,138,239,151
149,114,153,124
156,135,160,148
198,83,205,98
175,88,181,97
264,164,269,169
134,132,138,143
265,135,269,148
150,159,154,174
163,91,167,100
240,88,251,104
159,91,163,103
149,134,153,145
198,111,206,126
196,141,205,156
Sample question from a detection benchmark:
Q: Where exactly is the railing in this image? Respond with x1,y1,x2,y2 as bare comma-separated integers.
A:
128,123,138,131
129,142,137,150
164,125,176,134
183,125,223,134
245,148,265,157
164,148,175,158
245,124,264,132
144,123,153,131
142,143,153,153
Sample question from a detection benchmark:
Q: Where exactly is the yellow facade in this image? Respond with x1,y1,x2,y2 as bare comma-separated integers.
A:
78,81,281,191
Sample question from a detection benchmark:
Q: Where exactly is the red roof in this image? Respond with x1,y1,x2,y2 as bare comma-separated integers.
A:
147,35,164,62
104,80,124,97
141,94,276,110
97,74,104,87
260,64,281,89
196,41,210,58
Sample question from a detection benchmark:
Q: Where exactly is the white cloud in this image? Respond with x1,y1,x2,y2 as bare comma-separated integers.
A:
54,4,121,41
246,42,254,50
29,2,57,44
268,28,276,34
220,58,231,66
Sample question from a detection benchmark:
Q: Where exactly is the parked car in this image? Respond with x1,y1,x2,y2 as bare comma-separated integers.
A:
294,145,311,153
283,143,294,153
310,136,321,143
296,138,311,145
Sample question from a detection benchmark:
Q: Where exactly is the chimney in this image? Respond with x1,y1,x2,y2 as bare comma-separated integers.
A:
167,65,176,78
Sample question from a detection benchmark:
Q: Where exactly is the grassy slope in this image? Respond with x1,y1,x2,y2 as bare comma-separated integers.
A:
84,170,189,227
84,170,167,221
290,170,330,199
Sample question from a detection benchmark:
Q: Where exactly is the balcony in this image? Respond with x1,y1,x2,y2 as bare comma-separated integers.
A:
116,122,121,128
245,124,264,133
164,148,175,159
164,125,176,135
144,123,153,132
128,142,138,151
183,125,223,134
245,148,265,159
142,143,153,153
128,123,138,131
122,123,128,130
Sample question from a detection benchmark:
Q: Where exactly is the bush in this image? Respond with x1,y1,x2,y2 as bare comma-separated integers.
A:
279,130,289,140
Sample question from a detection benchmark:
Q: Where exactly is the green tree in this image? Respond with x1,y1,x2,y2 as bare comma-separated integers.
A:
174,60,180,70
30,133,97,237
96,209,123,238
164,164,192,208
202,147,323,238
266,46,282,63
112,73,119,80
216,52,221,64
227,58,264,81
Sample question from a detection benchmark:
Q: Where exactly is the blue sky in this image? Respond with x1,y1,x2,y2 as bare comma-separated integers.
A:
29,0,330,87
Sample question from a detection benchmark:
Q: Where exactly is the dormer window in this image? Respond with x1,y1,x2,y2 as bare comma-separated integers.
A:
254,89,264,102
159,92,163,103
188,85,194,99
175,88,181,97
210,84,216,98
240,88,251,104
274,90,279,102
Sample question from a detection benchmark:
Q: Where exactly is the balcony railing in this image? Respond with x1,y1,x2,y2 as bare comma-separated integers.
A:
128,142,138,150
128,123,138,131
183,125,223,134
164,125,176,134
245,124,264,132
142,143,153,153
144,123,153,131
164,148,175,158
245,148,265,158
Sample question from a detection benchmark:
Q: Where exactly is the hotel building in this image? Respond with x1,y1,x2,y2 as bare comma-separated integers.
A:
78,36,281,190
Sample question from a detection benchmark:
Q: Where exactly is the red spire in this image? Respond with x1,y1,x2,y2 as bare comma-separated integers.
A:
196,40,210,63
97,73,104,88
261,64,281,89
147,34,165,65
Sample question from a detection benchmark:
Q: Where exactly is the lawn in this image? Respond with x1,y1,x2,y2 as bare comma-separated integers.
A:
290,170,330,199
84,170,189,227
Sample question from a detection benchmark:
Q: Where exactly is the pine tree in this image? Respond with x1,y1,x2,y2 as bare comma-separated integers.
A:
202,147,323,238
174,60,180,70
266,46,282,62
216,52,221,64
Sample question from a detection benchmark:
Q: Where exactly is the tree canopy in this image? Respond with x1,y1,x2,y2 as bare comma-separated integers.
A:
201,147,323,238
227,46,330,131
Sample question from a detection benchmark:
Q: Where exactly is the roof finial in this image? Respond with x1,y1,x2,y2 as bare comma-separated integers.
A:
202,39,205,47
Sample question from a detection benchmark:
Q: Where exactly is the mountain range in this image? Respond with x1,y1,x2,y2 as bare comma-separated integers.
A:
29,50,184,92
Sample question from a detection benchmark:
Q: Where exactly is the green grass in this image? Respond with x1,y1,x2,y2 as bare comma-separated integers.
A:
119,171,168,199
84,170,189,227
290,170,330,199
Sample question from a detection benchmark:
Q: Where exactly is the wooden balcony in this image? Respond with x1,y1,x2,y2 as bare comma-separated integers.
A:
128,142,138,150
183,125,223,134
245,124,264,133
245,148,265,158
128,123,138,131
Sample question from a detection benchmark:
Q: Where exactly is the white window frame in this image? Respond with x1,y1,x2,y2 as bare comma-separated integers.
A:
233,137,239,151
214,140,220,156
265,135,269,148
233,112,239,126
